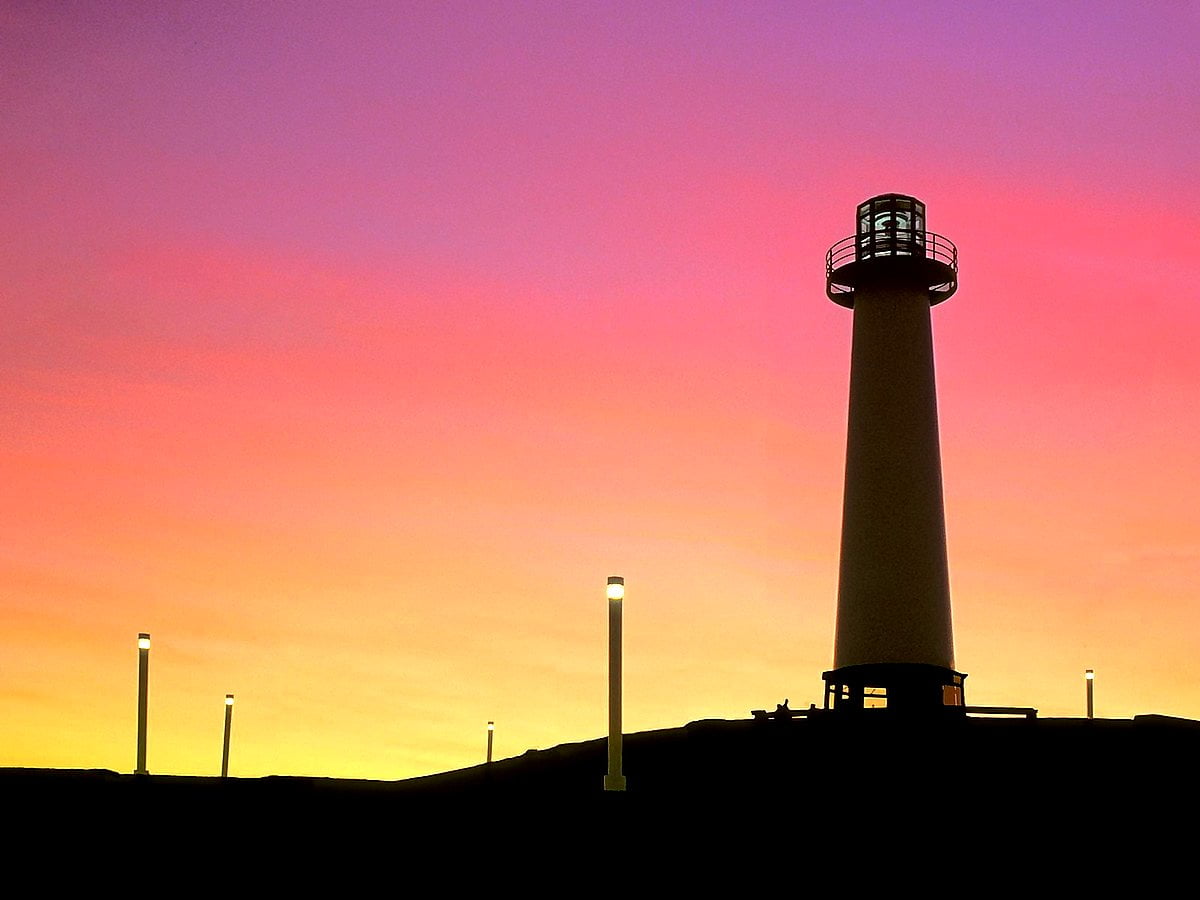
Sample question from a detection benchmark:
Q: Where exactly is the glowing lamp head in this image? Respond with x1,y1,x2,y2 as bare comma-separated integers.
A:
487,721,494,731
137,634,151,650
225,694,235,706
1085,669,1095,680
606,576,625,601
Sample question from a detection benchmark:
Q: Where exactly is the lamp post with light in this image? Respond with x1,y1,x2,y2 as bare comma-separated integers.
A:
135,633,150,775
604,576,627,792
221,694,234,777
486,720,494,763
1085,669,1094,719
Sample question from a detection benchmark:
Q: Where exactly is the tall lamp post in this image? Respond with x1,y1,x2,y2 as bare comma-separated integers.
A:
135,633,150,775
486,720,494,764
221,694,234,777
604,576,626,792
1085,669,1094,719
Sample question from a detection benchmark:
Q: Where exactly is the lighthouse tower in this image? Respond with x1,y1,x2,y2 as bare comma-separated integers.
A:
822,194,966,714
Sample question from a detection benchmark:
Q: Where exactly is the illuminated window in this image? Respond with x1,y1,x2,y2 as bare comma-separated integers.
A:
943,685,963,706
864,687,887,709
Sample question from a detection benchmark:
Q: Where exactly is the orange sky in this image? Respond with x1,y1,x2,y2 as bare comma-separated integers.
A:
2,3,1198,778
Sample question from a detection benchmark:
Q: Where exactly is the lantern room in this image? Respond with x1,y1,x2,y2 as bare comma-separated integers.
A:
825,193,957,306
856,194,925,260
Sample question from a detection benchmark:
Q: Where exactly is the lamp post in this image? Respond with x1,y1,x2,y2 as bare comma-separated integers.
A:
1085,669,1094,719
486,720,494,764
136,633,150,775
221,694,234,777
604,576,626,792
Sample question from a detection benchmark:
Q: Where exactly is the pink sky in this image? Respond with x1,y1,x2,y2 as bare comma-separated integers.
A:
2,1,1198,778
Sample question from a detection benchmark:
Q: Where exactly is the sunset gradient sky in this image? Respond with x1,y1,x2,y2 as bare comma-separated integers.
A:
3,1,1198,778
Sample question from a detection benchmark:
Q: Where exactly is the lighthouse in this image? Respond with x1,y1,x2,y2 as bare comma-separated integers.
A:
822,194,966,714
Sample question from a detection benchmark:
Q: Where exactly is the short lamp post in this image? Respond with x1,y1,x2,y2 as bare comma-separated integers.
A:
221,694,234,777
1085,669,1094,719
136,633,150,775
486,720,494,764
604,576,626,792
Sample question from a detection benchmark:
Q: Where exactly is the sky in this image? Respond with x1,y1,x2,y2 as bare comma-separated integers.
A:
2,1,1198,779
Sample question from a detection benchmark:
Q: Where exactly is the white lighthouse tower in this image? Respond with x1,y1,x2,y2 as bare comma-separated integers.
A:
822,194,966,714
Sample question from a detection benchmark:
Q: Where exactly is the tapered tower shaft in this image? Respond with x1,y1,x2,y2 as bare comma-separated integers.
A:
836,275,952,670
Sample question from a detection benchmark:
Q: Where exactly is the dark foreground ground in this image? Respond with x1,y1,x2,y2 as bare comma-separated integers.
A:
8,713,1197,876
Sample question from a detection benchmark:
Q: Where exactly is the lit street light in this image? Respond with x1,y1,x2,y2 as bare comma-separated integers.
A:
1085,669,1095,719
221,694,234,777
136,633,150,775
604,576,626,792
486,720,494,764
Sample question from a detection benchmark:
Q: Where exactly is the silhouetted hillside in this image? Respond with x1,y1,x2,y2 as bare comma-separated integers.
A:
8,714,1197,869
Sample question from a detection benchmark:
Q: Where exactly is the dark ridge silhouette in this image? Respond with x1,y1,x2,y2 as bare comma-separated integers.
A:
8,714,1199,859
8,723,1195,886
